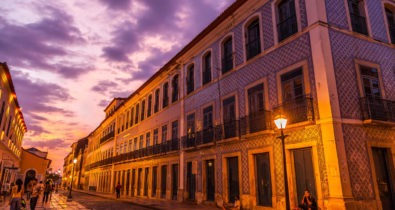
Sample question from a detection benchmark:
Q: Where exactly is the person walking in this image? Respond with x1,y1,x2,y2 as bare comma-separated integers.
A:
42,181,51,204
30,179,41,210
25,180,33,200
115,183,121,199
9,179,24,210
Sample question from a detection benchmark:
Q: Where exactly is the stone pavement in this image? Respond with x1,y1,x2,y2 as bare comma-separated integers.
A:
0,191,88,210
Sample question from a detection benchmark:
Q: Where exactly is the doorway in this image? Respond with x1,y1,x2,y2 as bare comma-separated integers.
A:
161,165,167,198
206,159,215,201
227,157,239,203
172,164,178,200
187,162,195,200
255,153,272,206
293,148,316,205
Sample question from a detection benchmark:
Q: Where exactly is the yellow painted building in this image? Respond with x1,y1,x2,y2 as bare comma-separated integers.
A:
19,148,51,184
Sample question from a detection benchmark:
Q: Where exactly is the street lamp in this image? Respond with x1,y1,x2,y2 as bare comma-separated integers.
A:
67,158,77,200
274,115,290,210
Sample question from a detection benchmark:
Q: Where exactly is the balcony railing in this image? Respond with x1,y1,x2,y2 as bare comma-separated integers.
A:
273,96,314,125
350,13,368,35
277,15,298,42
100,131,114,144
182,111,272,149
86,139,180,170
222,54,233,74
360,97,395,122
246,39,261,60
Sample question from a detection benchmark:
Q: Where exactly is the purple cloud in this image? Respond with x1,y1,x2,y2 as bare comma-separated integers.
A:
24,138,70,150
91,80,118,93
98,0,132,10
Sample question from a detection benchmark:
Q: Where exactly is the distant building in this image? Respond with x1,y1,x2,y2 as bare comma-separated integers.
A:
0,63,27,187
19,147,51,185
62,137,88,190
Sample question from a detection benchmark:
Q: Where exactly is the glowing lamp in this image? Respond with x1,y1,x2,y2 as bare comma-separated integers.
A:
73,159,77,164
274,115,287,129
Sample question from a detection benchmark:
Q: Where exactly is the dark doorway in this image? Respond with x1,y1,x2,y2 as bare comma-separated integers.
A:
206,159,215,201
137,168,142,196
227,157,239,203
122,170,125,195
144,168,149,196
172,164,178,200
24,170,36,189
255,153,272,206
131,169,135,197
293,148,316,205
372,147,395,210
187,162,195,200
161,165,167,198
126,170,130,196
152,166,157,197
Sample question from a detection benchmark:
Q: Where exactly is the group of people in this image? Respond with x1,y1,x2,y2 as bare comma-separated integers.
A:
2,179,55,210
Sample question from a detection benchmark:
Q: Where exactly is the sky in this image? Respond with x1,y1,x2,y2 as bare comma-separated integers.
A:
0,0,234,173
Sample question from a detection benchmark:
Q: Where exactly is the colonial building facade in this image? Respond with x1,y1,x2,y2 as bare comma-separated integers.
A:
82,0,395,209
62,137,88,189
0,63,27,188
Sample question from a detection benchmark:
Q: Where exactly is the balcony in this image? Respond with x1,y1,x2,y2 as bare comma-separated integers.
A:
277,15,298,42
100,131,114,144
246,38,261,60
360,97,395,123
350,13,368,35
273,96,314,125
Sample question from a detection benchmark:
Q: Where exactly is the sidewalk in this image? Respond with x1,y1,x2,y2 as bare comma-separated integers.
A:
75,189,220,210
0,191,89,210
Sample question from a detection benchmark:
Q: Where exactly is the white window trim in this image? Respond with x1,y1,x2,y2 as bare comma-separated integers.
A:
382,1,395,44
200,48,214,87
343,0,373,37
218,32,236,76
242,12,264,63
272,0,302,45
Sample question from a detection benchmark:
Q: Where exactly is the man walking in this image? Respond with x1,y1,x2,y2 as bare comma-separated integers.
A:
30,178,41,210
115,182,121,199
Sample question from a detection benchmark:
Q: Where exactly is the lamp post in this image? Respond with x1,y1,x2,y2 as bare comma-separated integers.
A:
274,116,290,210
67,158,77,200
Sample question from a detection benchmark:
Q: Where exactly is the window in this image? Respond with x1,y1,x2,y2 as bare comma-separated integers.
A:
202,106,213,143
223,96,236,139
135,104,140,124
153,129,159,145
171,120,178,140
348,0,368,35
129,140,132,152
172,75,179,102
126,111,129,128
163,83,169,108
154,89,160,113
124,142,127,153
162,125,168,143
186,65,194,94
277,0,297,41
146,132,151,147
139,135,144,149
222,37,233,74
281,68,304,101
202,52,212,85
147,95,152,117
120,144,123,154
186,113,195,143
245,18,261,60
385,7,395,44
130,107,134,126
360,65,381,98
141,100,146,121
134,137,138,151
248,83,266,132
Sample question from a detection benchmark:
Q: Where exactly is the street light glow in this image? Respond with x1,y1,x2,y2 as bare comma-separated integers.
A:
73,158,77,164
274,115,287,129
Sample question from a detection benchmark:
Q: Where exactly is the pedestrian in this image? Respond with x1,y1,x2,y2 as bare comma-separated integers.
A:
1,182,9,202
9,179,24,210
25,179,33,200
298,190,317,210
49,182,54,201
30,179,41,210
42,181,51,204
115,182,121,199
222,196,240,210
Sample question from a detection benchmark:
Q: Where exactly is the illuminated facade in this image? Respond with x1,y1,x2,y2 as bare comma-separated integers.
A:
62,138,88,189
19,148,51,184
0,63,27,188
82,0,394,209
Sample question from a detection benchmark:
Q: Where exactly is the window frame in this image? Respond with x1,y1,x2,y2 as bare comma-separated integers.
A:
344,0,372,36
201,49,213,87
382,1,395,44
219,32,235,76
242,13,264,63
272,0,302,45
186,63,195,95
171,74,180,103
354,60,386,99
244,77,270,116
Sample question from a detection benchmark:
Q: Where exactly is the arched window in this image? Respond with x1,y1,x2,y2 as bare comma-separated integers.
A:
186,64,194,94
202,52,212,85
154,89,160,113
172,75,179,102
222,36,233,74
385,6,395,43
277,0,298,41
163,82,169,108
147,95,152,117
245,18,261,60
347,0,368,35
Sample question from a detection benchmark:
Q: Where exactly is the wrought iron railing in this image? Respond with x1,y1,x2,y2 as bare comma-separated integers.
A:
360,97,395,122
86,139,180,170
100,131,114,144
350,13,368,35
277,15,298,42
222,54,233,74
246,39,261,60
273,96,314,125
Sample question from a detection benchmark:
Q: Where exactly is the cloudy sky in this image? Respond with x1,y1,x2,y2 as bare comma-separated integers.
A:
0,0,234,172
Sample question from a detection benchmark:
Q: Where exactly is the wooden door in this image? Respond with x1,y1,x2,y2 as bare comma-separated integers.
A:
206,159,215,201
161,165,167,198
293,148,316,205
372,148,395,210
172,164,179,200
256,153,272,206
227,157,239,203
131,169,135,197
152,166,157,197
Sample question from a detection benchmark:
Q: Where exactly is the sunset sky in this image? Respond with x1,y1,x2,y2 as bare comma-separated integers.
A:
0,0,234,173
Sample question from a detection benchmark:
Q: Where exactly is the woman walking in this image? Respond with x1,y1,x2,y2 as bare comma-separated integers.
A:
9,179,24,210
